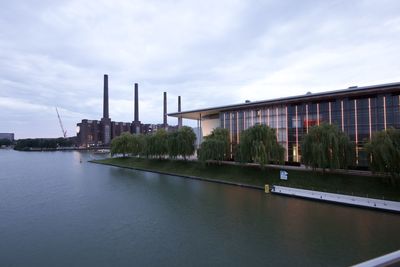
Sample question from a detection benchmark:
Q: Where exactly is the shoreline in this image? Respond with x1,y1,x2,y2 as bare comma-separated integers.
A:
272,185,400,213
91,159,400,213
13,147,110,152
90,160,264,190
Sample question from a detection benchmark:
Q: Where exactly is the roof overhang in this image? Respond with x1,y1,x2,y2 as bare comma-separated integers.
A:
168,108,221,120
168,82,400,120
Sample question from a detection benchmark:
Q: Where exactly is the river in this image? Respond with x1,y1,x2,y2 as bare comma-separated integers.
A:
0,150,399,266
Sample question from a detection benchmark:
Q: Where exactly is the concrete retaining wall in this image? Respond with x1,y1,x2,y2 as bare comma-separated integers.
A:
271,185,400,213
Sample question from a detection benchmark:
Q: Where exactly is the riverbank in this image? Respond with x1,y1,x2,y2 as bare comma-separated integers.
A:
92,157,400,201
13,147,110,152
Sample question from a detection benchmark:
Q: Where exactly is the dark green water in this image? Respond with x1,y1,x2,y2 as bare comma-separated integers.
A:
0,150,399,266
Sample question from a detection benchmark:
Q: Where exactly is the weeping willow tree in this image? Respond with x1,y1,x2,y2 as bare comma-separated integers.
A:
236,124,284,167
366,128,400,184
198,138,227,164
178,126,196,160
198,128,230,164
130,134,144,156
167,131,180,159
110,132,134,157
145,129,168,159
301,123,353,171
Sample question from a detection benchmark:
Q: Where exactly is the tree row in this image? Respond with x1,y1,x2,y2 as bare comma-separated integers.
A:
111,123,400,181
111,126,196,160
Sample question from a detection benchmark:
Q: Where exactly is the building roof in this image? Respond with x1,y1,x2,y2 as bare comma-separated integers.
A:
168,82,400,120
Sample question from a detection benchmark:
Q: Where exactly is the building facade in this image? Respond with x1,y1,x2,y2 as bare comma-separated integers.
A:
77,120,139,147
168,82,400,166
76,75,181,147
0,133,14,141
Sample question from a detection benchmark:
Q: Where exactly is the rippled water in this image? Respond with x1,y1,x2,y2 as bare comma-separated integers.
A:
0,150,399,266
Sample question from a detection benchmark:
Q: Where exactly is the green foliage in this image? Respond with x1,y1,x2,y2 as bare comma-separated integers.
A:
111,132,134,157
145,129,168,159
111,127,196,160
206,127,229,141
178,126,196,160
167,132,180,159
130,134,143,156
236,124,284,166
198,138,227,163
204,128,230,159
167,127,196,160
366,128,400,184
198,128,230,163
137,134,147,157
301,123,353,171
0,138,13,146
143,134,155,158
56,137,74,147
13,137,74,150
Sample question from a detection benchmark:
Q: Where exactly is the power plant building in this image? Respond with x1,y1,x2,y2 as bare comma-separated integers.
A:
168,82,400,166
0,133,14,141
76,75,179,147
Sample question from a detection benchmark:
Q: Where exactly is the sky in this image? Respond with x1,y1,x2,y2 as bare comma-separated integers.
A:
1,0,400,138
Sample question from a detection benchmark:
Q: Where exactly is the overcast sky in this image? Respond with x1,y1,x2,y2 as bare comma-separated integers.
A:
1,0,400,138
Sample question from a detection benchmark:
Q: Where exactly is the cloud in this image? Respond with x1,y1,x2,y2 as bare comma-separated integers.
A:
1,0,400,138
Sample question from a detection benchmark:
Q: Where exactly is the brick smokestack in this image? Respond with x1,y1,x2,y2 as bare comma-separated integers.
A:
103,74,109,119
101,74,111,145
178,96,182,128
134,83,139,122
163,92,167,129
132,83,141,134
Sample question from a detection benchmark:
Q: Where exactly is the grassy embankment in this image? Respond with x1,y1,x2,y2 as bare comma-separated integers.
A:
93,157,400,201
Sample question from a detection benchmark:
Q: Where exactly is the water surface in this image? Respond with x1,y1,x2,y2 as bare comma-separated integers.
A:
0,150,399,266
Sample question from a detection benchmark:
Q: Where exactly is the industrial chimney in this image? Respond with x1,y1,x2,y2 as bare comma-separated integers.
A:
103,74,109,119
132,83,141,134
178,96,182,128
134,83,139,122
163,92,167,129
100,74,111,145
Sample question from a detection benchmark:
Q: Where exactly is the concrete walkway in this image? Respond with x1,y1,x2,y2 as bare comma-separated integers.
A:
271,185,400,213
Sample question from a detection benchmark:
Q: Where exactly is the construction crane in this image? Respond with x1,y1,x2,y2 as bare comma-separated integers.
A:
55,107,67,138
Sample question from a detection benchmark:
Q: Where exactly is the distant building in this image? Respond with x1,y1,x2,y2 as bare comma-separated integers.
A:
0,133,14,141
76,75,180,147
168,82,400,166
76,120,101,147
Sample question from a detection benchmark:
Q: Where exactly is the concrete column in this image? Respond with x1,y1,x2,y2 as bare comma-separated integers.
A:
178,96,182,128
163,92,167,129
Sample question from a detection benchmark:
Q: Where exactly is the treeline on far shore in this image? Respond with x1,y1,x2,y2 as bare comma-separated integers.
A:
0,138,13,147
12,137,76,151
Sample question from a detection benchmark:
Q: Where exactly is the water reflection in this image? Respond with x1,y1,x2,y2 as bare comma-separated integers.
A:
0,150,399,267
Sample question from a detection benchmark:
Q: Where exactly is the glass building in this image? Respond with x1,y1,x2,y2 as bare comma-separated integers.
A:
169,82,400,166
